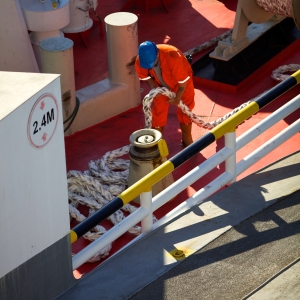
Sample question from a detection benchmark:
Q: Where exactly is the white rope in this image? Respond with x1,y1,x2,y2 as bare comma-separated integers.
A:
68,23,299,262
143,63,300,130
68,146,158,261
271,64,300,81
142,87,254,130
69,203,111,263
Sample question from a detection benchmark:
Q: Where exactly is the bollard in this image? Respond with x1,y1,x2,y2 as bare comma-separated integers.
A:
40,37,76,136
104,12,140,108
128,129,174,204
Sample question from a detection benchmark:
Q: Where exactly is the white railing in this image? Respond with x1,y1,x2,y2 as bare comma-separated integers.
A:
72,94,300,270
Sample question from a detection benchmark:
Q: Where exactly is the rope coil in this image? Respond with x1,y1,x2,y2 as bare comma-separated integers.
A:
256,0,293,17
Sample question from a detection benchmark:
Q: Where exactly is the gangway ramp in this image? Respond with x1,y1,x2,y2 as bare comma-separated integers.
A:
57,150,300,300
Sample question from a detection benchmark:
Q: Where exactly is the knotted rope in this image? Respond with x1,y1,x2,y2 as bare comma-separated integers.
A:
69,29,299,262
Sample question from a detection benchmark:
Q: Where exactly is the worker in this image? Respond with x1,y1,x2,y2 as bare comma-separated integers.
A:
135,41,195,147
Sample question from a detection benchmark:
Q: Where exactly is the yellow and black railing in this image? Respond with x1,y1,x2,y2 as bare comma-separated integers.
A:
70,70,300,244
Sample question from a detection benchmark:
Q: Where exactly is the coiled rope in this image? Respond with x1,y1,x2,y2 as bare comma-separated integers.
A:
68,31,300,262
256,0,293,18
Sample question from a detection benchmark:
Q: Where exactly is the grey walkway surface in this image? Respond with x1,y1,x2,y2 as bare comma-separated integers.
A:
246,258,300,300
57,151,300,300
130,189,300,300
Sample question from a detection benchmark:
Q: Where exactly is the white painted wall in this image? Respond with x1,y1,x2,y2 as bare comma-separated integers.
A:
0,72,70,278
0,1,39,72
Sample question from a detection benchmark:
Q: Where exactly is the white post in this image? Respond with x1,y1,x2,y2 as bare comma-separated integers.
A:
140,191,153,233
40,37,76,136
104,12,141,108
225,131,236,185
19,0,70,69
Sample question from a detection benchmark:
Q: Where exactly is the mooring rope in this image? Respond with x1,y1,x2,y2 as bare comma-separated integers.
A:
68,157,157,262
256,0,293,17
183,29,233,57
143,64,300,129
271,63,300,81
69,29,300,262
143,87,255,129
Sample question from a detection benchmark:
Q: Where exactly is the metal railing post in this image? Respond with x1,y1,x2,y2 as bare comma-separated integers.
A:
140,191,153,233
225,130,236,185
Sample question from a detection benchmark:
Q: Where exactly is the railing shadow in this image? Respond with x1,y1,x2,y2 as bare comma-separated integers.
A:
129,178,300,299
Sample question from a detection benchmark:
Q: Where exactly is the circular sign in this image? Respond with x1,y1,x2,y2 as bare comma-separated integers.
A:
28,93,59,149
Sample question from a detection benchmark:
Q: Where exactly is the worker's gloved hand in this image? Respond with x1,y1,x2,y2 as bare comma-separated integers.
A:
168,96,180,106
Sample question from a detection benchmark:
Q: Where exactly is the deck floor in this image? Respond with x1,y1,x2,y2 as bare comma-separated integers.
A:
65,0,300,278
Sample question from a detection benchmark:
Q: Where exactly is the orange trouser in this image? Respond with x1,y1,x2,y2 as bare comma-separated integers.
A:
152,79,195,127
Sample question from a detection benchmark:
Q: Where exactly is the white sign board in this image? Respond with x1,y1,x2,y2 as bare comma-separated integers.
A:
27,93,59,148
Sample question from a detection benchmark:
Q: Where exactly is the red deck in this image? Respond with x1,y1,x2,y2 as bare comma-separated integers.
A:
65,0,300,278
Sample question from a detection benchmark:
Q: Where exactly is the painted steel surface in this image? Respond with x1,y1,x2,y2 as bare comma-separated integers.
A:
70,70,300,243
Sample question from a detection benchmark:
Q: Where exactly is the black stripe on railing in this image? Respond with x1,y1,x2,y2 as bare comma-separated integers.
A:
170,132,216,168
256,76,298,109
71,197,123,243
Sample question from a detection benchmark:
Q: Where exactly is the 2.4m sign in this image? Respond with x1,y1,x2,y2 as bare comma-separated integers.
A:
28,93,59,149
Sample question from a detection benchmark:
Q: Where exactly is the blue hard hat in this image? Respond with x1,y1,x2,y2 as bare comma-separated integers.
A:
138,41,158,69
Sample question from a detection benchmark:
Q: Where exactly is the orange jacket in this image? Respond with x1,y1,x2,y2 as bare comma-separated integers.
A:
135,44,193,93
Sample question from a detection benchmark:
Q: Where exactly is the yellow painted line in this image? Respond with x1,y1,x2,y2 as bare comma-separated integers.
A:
292,70,300,84
119,160,175,205
211,101,259,139
167,247,195,261
70,230,78,244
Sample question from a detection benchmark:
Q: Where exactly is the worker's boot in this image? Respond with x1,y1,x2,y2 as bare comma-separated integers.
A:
180,122,193,147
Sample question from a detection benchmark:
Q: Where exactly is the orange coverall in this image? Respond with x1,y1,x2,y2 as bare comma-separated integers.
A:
135,44,195,127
